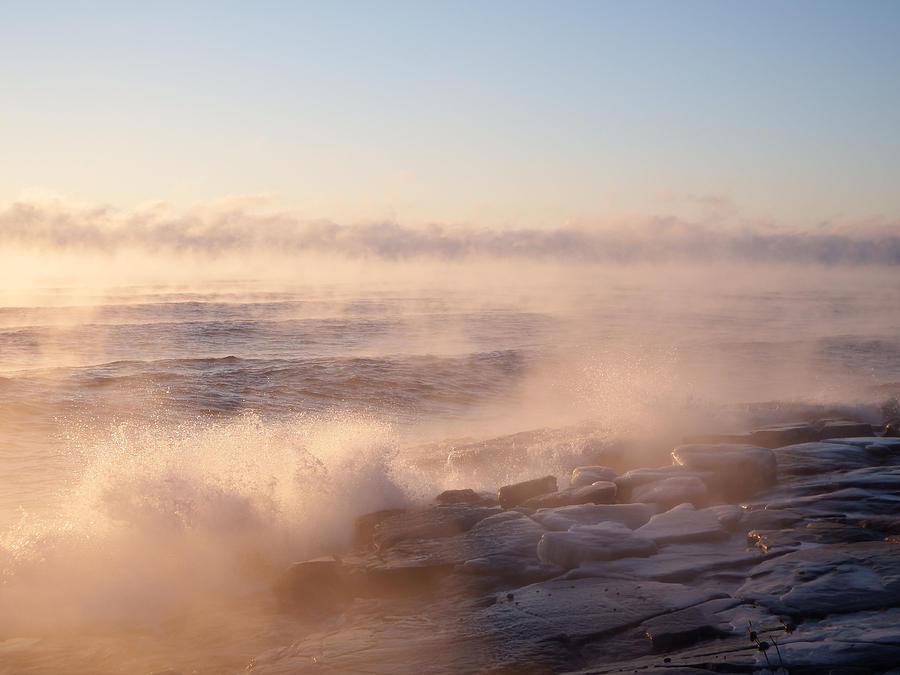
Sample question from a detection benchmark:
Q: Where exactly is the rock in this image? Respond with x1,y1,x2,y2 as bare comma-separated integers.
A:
435,488,496,506
671,443,776,501
748,521,883,553
634,503,730,546
773,441,885,478
817,419,874,439
272,556,350,611
741,506,809,532
498,475,557,509
456,511,562,583
640,599,735,651
478,578,728,671
536,521,657,569
737,541,900,616
354,511,560,591
372,504,500,550
566,540,764,584
821,436,900,450
571,465,618,488
529,503,656,531
614,465,697,501
756,485,900,517
706,504,745,529
354,508,406,548
749,423,818,448
521,481,616,508
630,475,708,509
682,432,754,445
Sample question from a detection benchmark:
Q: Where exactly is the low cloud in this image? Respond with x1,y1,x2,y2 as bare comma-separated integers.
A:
2,198,899,265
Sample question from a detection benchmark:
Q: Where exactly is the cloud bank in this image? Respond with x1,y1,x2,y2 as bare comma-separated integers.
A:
2,199,899,265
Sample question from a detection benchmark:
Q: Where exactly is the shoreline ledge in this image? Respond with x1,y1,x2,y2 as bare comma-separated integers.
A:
265,418,900,674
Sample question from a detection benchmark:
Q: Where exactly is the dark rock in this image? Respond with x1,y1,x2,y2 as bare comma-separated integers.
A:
757,485,900,517
741,506,809,532
498,475,557,509
435,488,495,506
817,419,875,439
477,578,727,670
630,475,708,509
748,520,883,552
537,521,657,568
372,504,500,550
354,508,406,548
641,599,734,652
671,443,776,501
272,556,351,611
355,510,560,591
706,504,745,529
737,541,900,616
571,465,618,488
529,503,656,531
820,435,900,450
566,540,764,584
749,423,818,448
522,481,616,509
635,503,729,545
682,432,754,445
773,441,885,478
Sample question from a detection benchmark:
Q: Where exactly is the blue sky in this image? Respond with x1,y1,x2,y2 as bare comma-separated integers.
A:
2,0,899,228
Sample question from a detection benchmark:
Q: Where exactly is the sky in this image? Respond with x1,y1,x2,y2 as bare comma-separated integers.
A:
2,0,900,230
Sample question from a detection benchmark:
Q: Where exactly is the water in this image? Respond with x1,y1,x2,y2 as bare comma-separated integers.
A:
2,265,900,673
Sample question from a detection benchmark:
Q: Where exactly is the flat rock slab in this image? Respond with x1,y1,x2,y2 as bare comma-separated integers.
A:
672,443,776,501
476,578,728,671
756,485,900,517
537,521,657,569
640,598,737,652
530,503,656,531
748,520,884,552
737,541,900,616
820,436,900,449
772,441,887,477
630,476,708,509
522,482,616,509
566,540,765,584
635,503,729,545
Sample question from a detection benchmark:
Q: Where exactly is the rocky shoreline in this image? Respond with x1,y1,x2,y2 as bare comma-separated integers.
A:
258,419,900,674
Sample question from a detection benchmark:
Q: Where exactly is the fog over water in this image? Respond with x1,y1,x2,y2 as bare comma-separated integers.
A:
2,206,899,673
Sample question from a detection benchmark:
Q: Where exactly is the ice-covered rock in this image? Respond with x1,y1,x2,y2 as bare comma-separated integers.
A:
498,475,557,509
521,481,616,508
630,475,708,508
536,521,657,568
635,503,729,545
671,443,776,501
570,465,618,488
529,503,656,531
614,465,698,501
